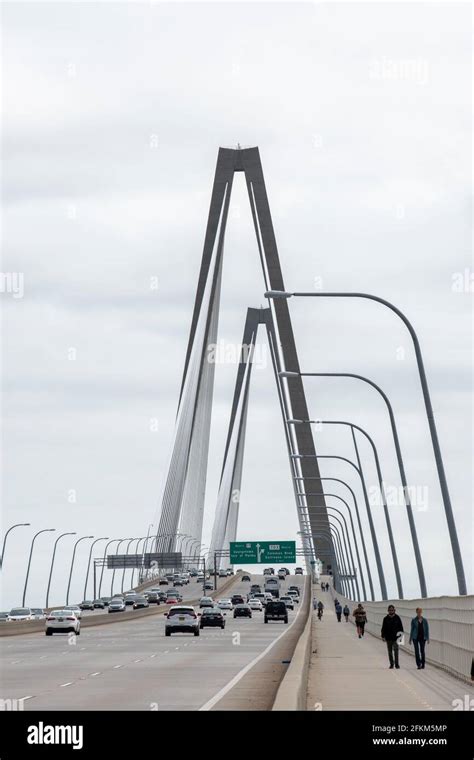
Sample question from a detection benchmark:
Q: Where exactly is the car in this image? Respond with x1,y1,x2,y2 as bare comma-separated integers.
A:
165,591,183,602
218,569,227,578
0,612,9,623
250,584,261,594
241,575,251,582
158,578,168,585
199,596,215,608
124,593,138,606
164,606,200,636
166,597,179,605
288,586,300,595
173,579,183,587
295,567,303,575
263,568,272,575
64,605,83,620
100,597,111,606
7,607,34,622
251,592,266,605
92,599,105,609
158,592,167,603
108,598,126,613
287,590,299,603
234,604,252,618
231,594,245,606
145,592,159,604
278,569,286,580
204,581,214,590
248,598,263,611
282,568,290,576
133,596,149,609
196,574,205,582
31,608,46,619
280,596,294,610
79,600,94,611
226,569,234,575
217,599,233,610
265,600,288,624
189,570,198,577
200,608,226,629
45,609,80,636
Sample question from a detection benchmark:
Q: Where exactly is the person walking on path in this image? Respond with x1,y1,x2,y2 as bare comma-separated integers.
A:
317,600,324,620
409,607,429,669
381,604,404,669
343,604,350,622
313,597,319,610
335,601,342,622
352,603,367,638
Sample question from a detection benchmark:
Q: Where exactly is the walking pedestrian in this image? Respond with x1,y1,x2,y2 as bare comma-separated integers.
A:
352,603,367,638
313,597,318,610
335,601,342,622
409,607,429,670
343,604,350,622
381,604,404,669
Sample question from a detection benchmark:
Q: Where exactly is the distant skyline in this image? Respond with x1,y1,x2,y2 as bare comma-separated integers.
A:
1,2,472,608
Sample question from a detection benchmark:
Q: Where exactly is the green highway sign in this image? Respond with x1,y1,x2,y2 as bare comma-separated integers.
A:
230,540,296,564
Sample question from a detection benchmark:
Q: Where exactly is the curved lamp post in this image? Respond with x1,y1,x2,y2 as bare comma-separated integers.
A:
22,528,55,606
292,452,386,600
45,532,76,608
98,538,122,598
111,538,130,596
1,523,31,570
83,537,109,600
289,417,406,599
66,535,93,605
266,289,466,596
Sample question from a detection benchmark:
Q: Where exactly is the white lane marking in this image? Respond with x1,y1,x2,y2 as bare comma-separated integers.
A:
150,654,157,658
134,659,142,663
90,672,101,677
113,665,123,669
11,660,21,664
19,695,34,702
59,682,73,688
39,655,47,660
164,650,169,654
199,588,306,711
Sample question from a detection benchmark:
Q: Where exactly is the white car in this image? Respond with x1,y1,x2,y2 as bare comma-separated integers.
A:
248,598,263,611
217,599,233,610
7,607,34,622
199,596,215,608
64,605,83,620
280,596,294,610
45,609,81,636
164,605,200,636
287,590,299,603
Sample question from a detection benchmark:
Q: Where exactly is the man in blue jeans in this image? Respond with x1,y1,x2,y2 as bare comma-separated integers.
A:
409,607,429,669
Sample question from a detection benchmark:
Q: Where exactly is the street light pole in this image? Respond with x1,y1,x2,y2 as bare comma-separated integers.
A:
98,538,122,598
267,289,466,596
1,523,31,570
66,535,93,605
111,538,129,596
22,528,55,606
83,537,109,600
46,532,76,608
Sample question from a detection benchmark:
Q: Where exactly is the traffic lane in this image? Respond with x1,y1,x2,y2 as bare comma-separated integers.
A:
13,601,299,710
0,575,304,710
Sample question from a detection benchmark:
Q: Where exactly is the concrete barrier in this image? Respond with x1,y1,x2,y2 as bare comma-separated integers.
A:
0,573,241,637
330,589,474,683
272,577,312,711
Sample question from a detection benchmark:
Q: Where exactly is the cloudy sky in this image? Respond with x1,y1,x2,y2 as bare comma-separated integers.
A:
1,1,472,608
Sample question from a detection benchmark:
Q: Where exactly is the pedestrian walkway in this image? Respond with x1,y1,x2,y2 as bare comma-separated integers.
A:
306,602,474,711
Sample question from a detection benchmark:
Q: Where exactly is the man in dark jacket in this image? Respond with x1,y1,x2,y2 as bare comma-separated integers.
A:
381,604,404,669
409,607,429,669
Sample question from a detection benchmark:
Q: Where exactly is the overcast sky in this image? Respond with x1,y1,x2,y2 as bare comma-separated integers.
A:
1,1,472,608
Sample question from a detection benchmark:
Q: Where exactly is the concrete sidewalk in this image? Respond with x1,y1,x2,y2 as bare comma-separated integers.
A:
306,600,474,711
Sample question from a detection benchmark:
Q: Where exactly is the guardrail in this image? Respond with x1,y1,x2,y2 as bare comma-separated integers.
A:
328,588,474,683
0,573,242,637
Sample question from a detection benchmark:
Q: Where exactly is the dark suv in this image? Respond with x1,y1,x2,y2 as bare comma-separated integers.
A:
264,600,288,624
231,594,245,606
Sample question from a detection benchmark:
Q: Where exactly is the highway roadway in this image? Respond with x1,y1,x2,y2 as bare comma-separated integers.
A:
0,575,306,711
